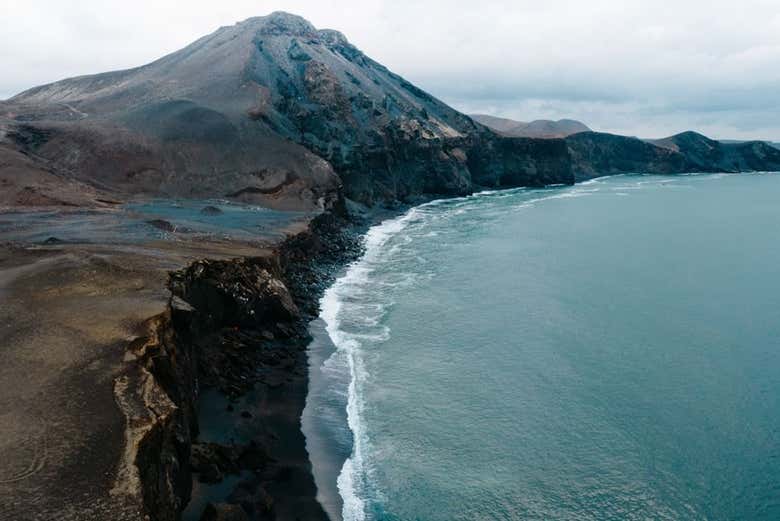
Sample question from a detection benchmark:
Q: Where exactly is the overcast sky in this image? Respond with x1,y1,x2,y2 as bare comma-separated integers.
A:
2,0,779,140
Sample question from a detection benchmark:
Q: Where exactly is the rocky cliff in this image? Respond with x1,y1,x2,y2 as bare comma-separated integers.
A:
118,210,363,521
565,130,780,182
566,132,689,181
0,12,573,210
649,131,780,173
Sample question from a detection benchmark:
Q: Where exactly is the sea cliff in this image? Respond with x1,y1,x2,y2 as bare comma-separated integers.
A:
118,210,364,520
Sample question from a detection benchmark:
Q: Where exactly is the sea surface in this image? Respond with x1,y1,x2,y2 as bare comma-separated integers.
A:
303,173,780,521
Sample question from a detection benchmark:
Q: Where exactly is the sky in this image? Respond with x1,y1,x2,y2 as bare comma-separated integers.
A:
2,0,779,140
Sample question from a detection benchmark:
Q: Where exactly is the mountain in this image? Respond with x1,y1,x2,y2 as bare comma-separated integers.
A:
648,131,780,173
471,114,590,138
2,13,779,212
0,12,572,210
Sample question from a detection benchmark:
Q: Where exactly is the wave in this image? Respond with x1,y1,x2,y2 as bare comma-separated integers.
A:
320,209,421,521
317,173,695,519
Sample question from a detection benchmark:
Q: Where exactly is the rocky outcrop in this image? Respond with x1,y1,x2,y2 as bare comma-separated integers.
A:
566,131,780,182
170,257,300,331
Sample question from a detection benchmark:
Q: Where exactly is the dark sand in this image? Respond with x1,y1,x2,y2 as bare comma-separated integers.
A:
0,244,173,520
301,319,351,521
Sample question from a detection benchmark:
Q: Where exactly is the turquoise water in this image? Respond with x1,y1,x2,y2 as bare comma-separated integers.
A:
306,173,780,521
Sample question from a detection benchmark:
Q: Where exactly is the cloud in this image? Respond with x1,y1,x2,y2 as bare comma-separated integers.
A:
1,0,779,140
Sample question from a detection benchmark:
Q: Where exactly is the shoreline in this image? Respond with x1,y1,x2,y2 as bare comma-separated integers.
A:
2,173,771,520
302,207,423,521
301,172,780,520
302,318,349,521
0,205,363,521
144,172,780,520
163,209,369,520
0,177,689,520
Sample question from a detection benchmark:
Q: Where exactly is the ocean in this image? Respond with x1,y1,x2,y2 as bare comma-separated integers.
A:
303,173,780,521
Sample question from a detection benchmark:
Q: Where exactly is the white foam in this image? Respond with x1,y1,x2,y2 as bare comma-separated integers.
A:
319,209,421,521
318,176,647,519
579,178,603,185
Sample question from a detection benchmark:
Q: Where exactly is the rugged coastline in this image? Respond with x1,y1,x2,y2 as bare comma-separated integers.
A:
3,173,778,521
127,207,369,521
3,10,780,521
0,238,274,521
0,203,366,521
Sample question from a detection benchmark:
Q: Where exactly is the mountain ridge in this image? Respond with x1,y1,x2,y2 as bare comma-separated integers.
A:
471,114,591,138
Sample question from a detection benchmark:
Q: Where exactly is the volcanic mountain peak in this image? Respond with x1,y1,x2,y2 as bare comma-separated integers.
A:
8,11,466,135
1,12,576,209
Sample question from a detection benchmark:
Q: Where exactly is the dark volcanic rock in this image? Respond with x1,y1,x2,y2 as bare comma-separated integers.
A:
170,257,299,329
227,483,275,519
157,212,360,520
566,130,780,182
191,443,242,477
468,136,574,188
239,442,271,470
199,464,224,484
